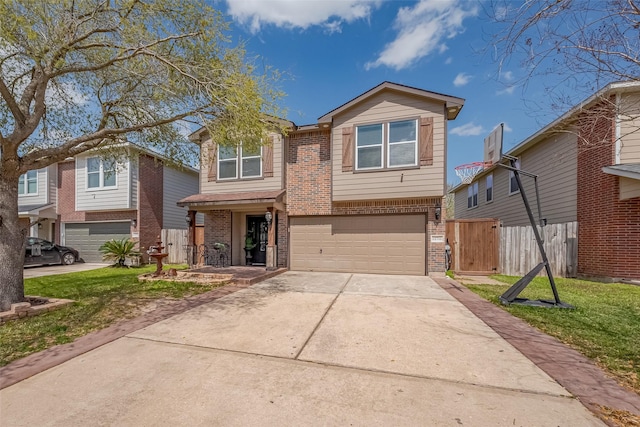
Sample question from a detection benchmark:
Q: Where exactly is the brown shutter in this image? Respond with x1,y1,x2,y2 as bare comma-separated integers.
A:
263,136,274,177
207,143,217,181
342,126,354,172
419,117,434,166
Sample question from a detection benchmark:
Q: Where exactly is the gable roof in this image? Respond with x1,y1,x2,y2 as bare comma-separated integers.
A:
317,81,465,124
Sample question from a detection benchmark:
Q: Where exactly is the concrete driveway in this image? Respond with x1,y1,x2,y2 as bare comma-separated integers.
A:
0,272,603,426
23,263,109,279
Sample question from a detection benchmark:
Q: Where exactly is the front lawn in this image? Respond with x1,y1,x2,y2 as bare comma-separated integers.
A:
0,265,225,367
467,275,640,395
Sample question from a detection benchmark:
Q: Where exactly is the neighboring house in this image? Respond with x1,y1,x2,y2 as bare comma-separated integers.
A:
18,147,201,263
179,82,465,275
452,81,640,281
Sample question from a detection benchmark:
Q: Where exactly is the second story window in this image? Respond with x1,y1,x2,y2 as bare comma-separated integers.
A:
87,157,116,189
486,173,493,203
356,119,418,170
18,170,38,195
509,158,521,195
218,145,262,180
467,181,478,209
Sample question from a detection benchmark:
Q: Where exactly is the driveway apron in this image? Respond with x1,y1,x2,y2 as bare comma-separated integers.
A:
0,271,603,426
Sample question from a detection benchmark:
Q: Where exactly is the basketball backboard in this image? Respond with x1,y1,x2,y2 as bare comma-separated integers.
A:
484,123,504,165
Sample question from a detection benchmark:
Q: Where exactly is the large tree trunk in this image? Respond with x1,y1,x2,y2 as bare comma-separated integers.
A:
0,172,26,312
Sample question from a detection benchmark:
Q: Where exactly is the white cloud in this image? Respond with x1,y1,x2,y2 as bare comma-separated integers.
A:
225,0,380,33
501,70,514,81
503,123,513,132
450,122,484,136
453,72,471,87
365,0,478,71
445,57,453,65
496,85,516,95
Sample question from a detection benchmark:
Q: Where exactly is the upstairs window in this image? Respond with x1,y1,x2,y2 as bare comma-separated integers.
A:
18,170,38,195
87,157,116,189
509,158,521,195
218,145,262,180
355,119,418,170
486,173,493,203
467,181,478,209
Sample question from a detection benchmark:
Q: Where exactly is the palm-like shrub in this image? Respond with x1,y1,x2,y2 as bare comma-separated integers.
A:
100,238,141,267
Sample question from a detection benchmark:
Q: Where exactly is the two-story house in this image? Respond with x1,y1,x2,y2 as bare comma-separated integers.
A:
19,146,200,263
452,81,640,281
179,82,465,275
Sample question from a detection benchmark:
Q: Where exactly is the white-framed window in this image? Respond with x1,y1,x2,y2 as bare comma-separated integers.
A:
87,157,117,189
486,173,493,203
355,119,418,170
18,170,38,195
217,145,262,180
509,158,521,195
467,182,478,209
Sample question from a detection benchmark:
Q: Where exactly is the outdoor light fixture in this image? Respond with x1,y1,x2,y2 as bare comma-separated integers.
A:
185,213,192,226
265,210,273,226
38,222,43,230
435,205,441,221
131,218,137,228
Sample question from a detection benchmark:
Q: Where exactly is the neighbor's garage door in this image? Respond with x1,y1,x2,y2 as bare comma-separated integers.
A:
290,215,426,275
64,222,130,263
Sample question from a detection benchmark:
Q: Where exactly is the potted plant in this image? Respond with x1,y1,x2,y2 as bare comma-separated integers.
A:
244,234,256,265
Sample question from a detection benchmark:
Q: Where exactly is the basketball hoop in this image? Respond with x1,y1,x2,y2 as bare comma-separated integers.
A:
455,162,491,184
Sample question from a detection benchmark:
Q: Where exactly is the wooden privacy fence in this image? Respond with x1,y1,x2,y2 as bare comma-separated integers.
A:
500,221,578,278
160,227,204,264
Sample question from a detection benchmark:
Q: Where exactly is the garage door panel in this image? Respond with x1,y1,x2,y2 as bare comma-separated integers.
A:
65,222,130,263
290,215,426,275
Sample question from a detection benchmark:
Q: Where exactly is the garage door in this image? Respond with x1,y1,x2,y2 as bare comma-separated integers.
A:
64,222,130,263
290,215,426,275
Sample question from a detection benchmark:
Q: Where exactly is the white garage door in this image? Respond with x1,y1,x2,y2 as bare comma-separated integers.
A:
290,215,426,275
64,222,130,263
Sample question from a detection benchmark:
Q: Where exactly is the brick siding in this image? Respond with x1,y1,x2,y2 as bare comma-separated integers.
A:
138,155,164,257
286,130,332,216
577,103,640,280
277,212,288,268
204,210,232,250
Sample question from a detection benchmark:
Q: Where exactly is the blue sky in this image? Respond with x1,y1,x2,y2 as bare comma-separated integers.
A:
219,0,566,185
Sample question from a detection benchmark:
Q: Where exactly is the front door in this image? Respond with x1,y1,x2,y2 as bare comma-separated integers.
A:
246,216,268,265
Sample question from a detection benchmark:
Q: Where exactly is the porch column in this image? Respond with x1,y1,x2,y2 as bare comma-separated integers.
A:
266,207,277,270
187,210,197,266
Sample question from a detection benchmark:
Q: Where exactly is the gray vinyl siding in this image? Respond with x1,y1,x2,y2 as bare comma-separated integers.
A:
620,177,640,200
454,132,578,226
332,91,447,201
48,164,57,206
18,167,49,206
75,154,131,211
619,93,640,163
163,165,199,229
199,133,284,194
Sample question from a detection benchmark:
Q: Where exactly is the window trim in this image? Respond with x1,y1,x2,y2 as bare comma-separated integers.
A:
217,145,263,181
18,170,38,196
485,173,493,203
508,158,521,195
467,181,479,209
86,157,118,190
354,118,419,171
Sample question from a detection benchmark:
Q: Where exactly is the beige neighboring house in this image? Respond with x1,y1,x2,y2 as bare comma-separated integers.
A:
180,81,465,275
452,81,640,281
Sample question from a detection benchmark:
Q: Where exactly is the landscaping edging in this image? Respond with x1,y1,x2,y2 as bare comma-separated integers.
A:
0,296,74,324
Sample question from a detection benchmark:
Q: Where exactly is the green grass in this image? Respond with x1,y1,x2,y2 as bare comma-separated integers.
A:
467,275,640,394
0,265,226,367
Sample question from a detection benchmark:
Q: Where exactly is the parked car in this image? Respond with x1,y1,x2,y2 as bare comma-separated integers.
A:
25,237,80,266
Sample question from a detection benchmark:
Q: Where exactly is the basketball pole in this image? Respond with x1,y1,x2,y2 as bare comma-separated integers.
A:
498,155,573,309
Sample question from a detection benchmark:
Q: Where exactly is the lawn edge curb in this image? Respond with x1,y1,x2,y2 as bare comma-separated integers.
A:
433,276,640,419
0,282,251,390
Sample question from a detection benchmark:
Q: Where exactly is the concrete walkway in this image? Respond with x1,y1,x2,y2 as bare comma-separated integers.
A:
0,272,604,426
23,263,109,278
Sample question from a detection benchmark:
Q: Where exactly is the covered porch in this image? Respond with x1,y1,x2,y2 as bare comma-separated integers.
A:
178,189,287,271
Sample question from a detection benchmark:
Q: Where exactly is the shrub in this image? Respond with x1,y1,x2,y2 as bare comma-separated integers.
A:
99,238,141,267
